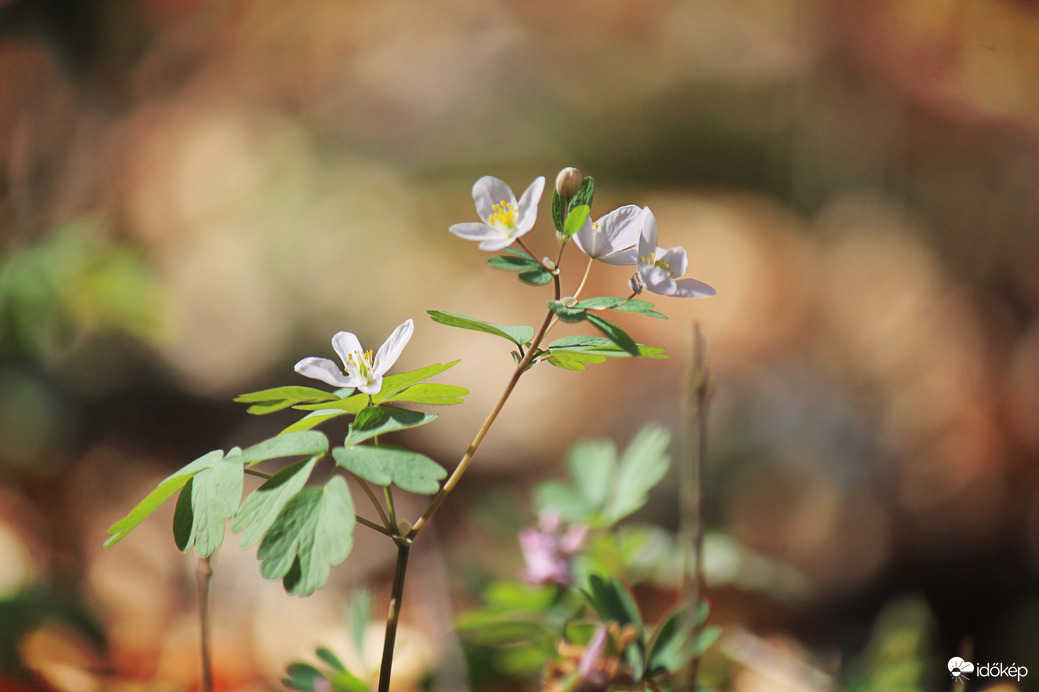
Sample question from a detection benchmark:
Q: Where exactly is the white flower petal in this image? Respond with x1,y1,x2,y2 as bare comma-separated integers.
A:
294,357,358,387
358,376,383,395
670,277,716,298
657,246,688,277
472,176,516,223
373,318,414,375
450,222,501,242
597,246,639,266
514,176,545,233
331,331,363,366
637,206,659,260
477,233,521,251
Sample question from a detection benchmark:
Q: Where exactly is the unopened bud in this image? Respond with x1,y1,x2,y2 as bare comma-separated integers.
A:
628,276,643,294
555,167,584,198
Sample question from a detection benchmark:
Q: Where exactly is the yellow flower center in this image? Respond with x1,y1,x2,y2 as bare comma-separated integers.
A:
488,200,518,231
639,251,672,274
346,349,374,378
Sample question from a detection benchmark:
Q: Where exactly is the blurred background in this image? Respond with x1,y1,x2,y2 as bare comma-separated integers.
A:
2,0,1039,689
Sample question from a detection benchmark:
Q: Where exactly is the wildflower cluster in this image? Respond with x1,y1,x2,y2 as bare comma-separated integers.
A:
104,167,717,692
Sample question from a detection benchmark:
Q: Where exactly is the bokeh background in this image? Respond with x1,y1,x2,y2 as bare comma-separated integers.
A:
2,0,1039,690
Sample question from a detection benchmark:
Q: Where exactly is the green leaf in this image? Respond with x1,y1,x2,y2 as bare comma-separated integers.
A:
282,662,324,691
236,431,328,467
563,204,590,238
570,176,595,210
235,386,338,415
548,335,668,359
567,440,617,510
575,297,666,320
607,425,671,523
372,361,460,404
316,647,346,673
291,393,368,413
533,480,596,522
105,449,224,548
257,475,355,596
543,349,607,371
646,604,694,675
427,310,535,346
517,266,553,285
173,452,245,557
233,457,318,548
551,189,567,233
280,410,351,434
586,313,639,356
547,300,587,323
486,255,537,272
347,588,374,655
344,406,437,446
585,576,644,649
384,382,468,406
332,445,447,495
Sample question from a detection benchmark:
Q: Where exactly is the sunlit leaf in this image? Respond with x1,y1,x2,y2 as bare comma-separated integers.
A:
234,457,318,548
332,445,446,494
236,431,328,466
258,476,355,596
428,310,535,346
280,410,351,434
235,386,338,415
546,300,587,323
104,449,224,548
575,297,666,320
373,361,460,404
543,349,607,371
344,406,437,446
563,205,590,238
383,382,467,406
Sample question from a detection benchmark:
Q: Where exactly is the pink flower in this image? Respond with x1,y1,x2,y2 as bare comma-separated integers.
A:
519,513,588,586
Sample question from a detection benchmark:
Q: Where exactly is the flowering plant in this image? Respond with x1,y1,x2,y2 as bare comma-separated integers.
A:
104,167,716,692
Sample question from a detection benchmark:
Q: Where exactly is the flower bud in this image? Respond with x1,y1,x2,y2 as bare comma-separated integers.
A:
554,167,583,198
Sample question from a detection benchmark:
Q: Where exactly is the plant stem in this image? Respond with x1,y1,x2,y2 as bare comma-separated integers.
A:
377,538,412,692
572,257,594,298
243,468,273,480
384,486,398,530
196,556,214,692
357,515,393,536
682,322,711,689
409,271,561,540
358,477,393,532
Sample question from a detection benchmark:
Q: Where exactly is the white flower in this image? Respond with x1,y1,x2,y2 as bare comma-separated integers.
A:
294,319,414,395
635,207,716,298
449,175,546,251
573,204,642,265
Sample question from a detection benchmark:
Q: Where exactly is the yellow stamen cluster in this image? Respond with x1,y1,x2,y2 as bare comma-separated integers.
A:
488,200,518,230
639,251,671,274
346,349,374,377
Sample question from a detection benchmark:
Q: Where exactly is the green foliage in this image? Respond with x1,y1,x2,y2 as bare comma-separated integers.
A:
233,458,318,548
563,204,590,238
234,386,338,415
257,476,356,596
546,300,587,323
105,449,225,548
584,575,646,678
374,361,460,403
574,296,666,319
571,176,595,209
427,309,535,346
586,313,638,355
344,406,437,446
535,425,671,526
173,453,244,557
236,431,329,466
383,382,467,406
333,445,447,494
486,248,553,285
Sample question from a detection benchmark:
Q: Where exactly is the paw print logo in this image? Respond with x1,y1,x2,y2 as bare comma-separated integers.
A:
948,657,975,683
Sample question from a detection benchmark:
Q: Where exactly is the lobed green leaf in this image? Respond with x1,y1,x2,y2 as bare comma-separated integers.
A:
235,386,338,415
575,296,666,320
236,431,329,467
373,361,460,404
233,457,318,548
173,452,245,557
543,349,607,371
546,300,588,323
383,382,468,406
548,335,668,359
428,310,535,346
257,475,356,596
344,406,437,446
104,449,224,548
280,410,351,434
332,445,447,495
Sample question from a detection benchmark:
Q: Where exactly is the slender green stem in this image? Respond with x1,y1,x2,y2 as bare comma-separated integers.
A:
572,257,594,298
384,486,398,531
196,557,214,692
409,265,562,540
377,538,412,692
244,468,273,480
357,515,393,536
358,478,392,531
